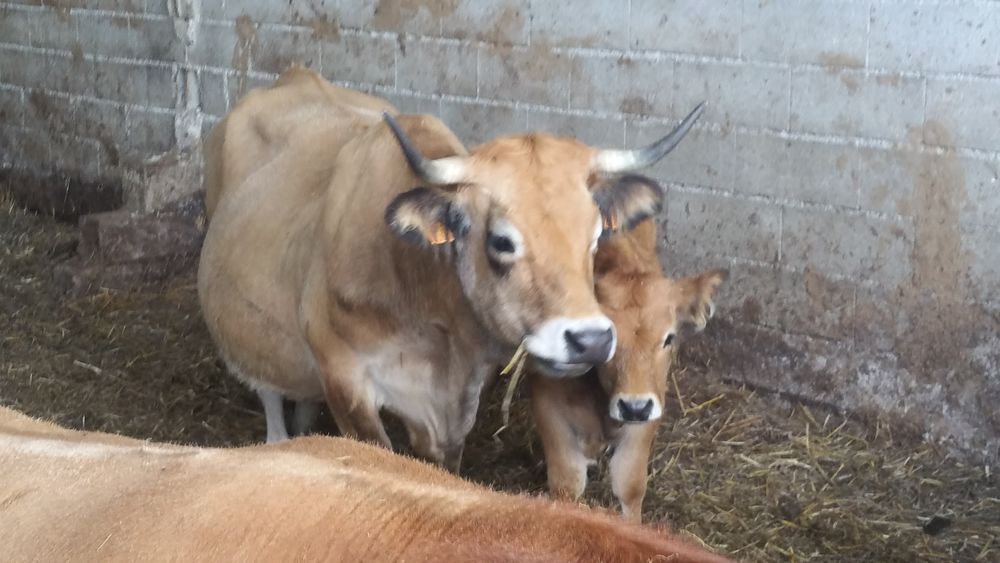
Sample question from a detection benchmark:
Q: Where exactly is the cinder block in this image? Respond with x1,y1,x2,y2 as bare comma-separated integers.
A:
77,14,180,62
674,60,789,130
790,69,924,141
665,189,781,263
741,0,867,66
0,124,49,169
321,33,395,87
0,87,24,128
120,108,175,163
478,44,572,107
145,63,177,108
630,0,740,57
23,89,76,137
529,0,628,49
145,0,172,17
570,55,672,117
963,223,1000,305
732,133,861,208
73,98,129,168
5,50,92,98
440,0,529,45
223,0,337,25
925,78,1000,151
526,111,625,147
188,22,239,69
720,263,857,340
338,0,439,36
381,92,439,115
198,70,228,117
50,134,102,181
853,147,906,216
0,5,32,46
958,157,1000,228
869,1,1000,74
627,119,733,190
227,72,276,105
438,100,528,147
253,25,320,74
80,1,147,12
781,207,913,287
857,149,1000,225
397,39,476,96
28,7,79,51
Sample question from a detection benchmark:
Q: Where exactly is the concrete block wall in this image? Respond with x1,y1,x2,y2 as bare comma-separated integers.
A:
0,0,998,459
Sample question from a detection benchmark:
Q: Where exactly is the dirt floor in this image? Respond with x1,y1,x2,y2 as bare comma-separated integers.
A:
2,197,998,562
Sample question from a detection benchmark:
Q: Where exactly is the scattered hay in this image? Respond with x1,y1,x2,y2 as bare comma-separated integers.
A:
1,197,997,562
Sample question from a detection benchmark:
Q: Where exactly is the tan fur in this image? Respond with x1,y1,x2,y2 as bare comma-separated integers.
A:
531,220,727,521
199,69,623,469
0,407,733,562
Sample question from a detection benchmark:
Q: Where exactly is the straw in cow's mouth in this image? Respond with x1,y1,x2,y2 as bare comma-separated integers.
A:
493,342,528,440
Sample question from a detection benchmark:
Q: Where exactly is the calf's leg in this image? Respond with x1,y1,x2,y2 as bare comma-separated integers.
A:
609,423,657,522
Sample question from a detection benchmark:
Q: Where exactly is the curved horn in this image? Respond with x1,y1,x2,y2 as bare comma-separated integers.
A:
593,102,705,173
383,113,466,185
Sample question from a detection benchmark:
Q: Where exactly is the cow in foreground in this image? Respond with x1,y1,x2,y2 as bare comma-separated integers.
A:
531,216,726,521
199,68,703,470
0,406,734,562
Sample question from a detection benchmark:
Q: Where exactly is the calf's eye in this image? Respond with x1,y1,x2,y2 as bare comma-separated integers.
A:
663,333,675,348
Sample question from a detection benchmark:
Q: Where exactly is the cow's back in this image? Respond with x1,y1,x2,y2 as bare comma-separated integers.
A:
0,408,730,563
203,67,397,218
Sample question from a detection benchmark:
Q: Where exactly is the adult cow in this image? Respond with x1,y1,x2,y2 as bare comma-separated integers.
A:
199,68,702,470
0,406,733,562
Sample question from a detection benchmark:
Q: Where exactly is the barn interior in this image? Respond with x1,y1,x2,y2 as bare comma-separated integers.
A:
1,1,999,562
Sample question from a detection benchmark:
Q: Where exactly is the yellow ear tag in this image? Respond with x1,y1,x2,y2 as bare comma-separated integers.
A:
602,213,620,232
427,223,455,245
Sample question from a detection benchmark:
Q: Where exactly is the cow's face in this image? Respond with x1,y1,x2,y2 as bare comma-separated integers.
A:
383,106,703,376
595,269,726,423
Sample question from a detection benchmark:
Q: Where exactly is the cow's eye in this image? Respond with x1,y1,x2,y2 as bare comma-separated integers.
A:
663,333,675,348
488,233,516,254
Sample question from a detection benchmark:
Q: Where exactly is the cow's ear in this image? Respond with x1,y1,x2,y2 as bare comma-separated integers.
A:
672,269,728,331
385,187,469,247
593,174,664,235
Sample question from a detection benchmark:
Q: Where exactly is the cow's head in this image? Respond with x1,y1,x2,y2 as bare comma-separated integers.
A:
595,257,726,423
383,105,704,377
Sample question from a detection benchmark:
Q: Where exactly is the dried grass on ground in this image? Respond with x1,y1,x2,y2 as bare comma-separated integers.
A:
1,197,996,562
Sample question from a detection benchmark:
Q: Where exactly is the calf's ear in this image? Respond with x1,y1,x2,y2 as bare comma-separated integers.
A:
385,187,469,247
593,174,664,235
673,269,728,331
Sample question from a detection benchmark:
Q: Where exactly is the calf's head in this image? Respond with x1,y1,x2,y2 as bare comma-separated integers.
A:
595,265,727,423
384,105,703,377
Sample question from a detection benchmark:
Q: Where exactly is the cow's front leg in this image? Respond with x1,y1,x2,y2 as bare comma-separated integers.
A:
609,423,658,522
257,388,289,443
531,378,592,501
403,409,468,472
320,360,392,449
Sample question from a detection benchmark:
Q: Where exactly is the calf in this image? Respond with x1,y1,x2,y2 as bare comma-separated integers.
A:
199,67,704,470
531,215,726,521
0,406,733,562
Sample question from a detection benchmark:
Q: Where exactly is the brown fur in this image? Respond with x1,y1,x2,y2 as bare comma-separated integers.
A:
531,220,727,521
198,69,666,469
0,407,733,562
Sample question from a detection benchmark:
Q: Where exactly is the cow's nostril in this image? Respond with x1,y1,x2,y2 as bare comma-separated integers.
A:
564,330,586,354
618,398,654,422
564,327,614,364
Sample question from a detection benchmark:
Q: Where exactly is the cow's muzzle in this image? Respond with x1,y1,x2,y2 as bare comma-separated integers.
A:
524,316,616,377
